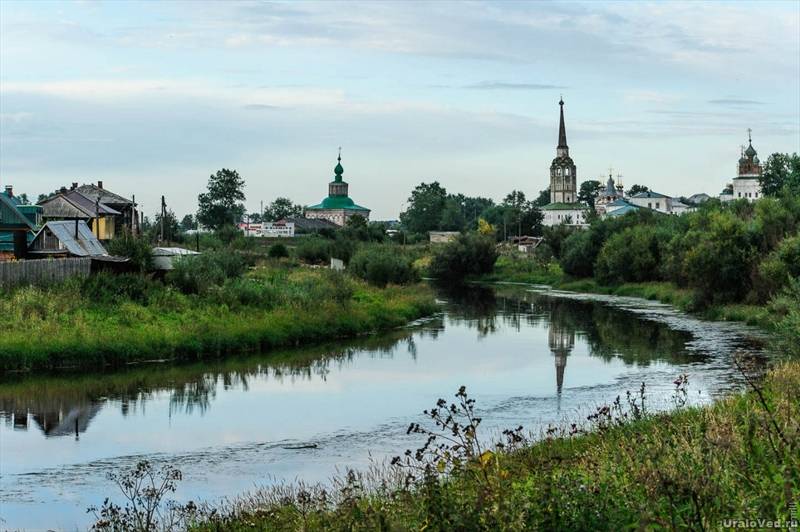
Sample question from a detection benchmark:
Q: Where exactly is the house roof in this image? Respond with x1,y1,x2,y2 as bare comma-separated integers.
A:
75,184,132,207
607,198,632,207
39,190,120,219
0,192,34,230
278,217,339,230
606,205,640,217
540,202,588,211
31,220,108,256
306,195,371,211
631,190,670,199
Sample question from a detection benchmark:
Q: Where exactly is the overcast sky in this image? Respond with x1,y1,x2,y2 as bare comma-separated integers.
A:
1,0,798,219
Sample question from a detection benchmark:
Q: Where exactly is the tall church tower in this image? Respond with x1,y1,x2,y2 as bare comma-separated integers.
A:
550,99,577,204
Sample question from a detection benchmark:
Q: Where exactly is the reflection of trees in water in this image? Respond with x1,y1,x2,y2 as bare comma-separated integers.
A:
0,329,416,438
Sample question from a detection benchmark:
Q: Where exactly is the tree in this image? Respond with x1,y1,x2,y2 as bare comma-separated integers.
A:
579,180,602,209
248,212,263,223
179,214,196,232
627,184,649,196
534,187,551,207
400,182,448,234
147,209,180,243
197,168,246,230
264,197,303,221
760,153,800,197
439,198,467,231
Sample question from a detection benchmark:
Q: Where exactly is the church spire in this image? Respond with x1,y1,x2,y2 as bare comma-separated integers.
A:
558,98,567,148
556,98,569,158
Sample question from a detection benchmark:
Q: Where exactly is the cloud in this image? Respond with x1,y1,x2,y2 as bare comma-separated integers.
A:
242,103,280,111
463,82,566,90
707,99,766,106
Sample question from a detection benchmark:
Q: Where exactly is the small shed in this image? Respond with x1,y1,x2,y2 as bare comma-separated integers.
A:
28,220,109,258
152,247,200,270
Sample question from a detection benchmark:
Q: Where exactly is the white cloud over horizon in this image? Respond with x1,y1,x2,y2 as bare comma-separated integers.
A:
1,0,798,219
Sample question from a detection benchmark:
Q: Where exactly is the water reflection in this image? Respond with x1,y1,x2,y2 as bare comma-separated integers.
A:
0,286,744,440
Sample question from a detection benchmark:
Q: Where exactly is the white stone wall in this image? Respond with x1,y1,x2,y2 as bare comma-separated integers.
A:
628,196,672,214
305,209,369,227
732,178,762,201
542,208,588,227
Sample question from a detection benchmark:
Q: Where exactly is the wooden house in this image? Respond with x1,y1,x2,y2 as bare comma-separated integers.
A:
75,181,139,234
28,220,109,258
0,186,38,260
38,185,120,241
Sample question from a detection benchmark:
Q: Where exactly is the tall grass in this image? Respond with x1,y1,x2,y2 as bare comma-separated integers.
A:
0,265,436,372
183,362,799,531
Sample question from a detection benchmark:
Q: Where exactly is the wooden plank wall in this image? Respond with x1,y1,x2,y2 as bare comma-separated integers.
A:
0,258,91,288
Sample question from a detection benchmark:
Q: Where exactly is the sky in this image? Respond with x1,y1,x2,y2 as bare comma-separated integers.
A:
1,0,799,220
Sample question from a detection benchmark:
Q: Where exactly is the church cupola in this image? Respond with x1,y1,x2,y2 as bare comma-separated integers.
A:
329,148,349,197
737,129,762,177
549,98,578,204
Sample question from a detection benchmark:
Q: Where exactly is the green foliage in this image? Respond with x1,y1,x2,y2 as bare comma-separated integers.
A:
400,181,449,234
106,234,153,271
0,265,436,371
754,235,800,301
578,179,601,209
214,224,243,245
560,230,596,278
626,184,649,196
267,243,289,258
295,236,332,264
187,363,800,531
595,225,664,284
760,152,800,197
349,246,420,287
166,251,246,294
264,197,303,221
770,279,800,358
429,233,498,283
197,168,246,230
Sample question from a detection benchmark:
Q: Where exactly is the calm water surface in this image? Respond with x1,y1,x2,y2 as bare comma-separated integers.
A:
0,285,767,530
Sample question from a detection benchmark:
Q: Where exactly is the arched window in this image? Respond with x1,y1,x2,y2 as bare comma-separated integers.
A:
556,168,562,176
565,168,570,176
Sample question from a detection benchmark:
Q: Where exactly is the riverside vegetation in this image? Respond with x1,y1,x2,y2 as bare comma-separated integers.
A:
0,239,435,372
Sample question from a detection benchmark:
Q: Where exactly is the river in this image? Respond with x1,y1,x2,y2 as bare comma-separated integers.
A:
0,284,768,530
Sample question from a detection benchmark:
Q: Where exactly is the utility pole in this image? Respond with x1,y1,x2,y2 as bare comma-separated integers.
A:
160,195,166,245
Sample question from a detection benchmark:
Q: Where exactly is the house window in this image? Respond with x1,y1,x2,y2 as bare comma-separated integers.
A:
738,192,741,197
656,202,660,209
648,202,652,209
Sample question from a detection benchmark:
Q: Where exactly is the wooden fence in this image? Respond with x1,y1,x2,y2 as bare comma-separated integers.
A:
0,258,91,288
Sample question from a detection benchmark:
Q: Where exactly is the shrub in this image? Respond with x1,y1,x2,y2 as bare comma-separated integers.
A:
296,237,331,264
166,251,246,294
560,231,596,278
429,233,497,284
754,235,800,302
215,224,243,245
81,272,158,304
349,246,420,287
106,234,153,272
268,243,289,259
595,226,664,284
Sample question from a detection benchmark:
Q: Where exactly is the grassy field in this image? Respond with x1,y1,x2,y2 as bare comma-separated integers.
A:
0,265,437,372
180,361,798,531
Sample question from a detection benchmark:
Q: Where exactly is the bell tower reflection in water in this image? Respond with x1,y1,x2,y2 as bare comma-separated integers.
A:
547,302,575,397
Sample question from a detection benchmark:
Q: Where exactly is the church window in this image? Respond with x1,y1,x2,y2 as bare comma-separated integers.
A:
565,168,570,176
557,168,562,176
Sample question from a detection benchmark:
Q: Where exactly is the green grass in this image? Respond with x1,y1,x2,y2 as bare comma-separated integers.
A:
0,266,437,372
189,361,800,531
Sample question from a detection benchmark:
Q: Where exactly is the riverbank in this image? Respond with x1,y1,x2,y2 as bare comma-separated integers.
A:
481,255,772,327
187,359,798,531
0,265,437,372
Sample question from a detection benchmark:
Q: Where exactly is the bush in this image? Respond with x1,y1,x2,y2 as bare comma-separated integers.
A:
166,251,246,294
296,237,331,264
753,235,800,301
215,224,243,245
106,234,153,272
595,226,664,284
349,246,420,287
560,231,596,278
81,272,158,304
429,233,497,284
268,243,289,259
